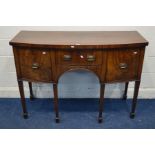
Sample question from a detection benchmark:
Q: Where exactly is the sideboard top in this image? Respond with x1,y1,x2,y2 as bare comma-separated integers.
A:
10,31,148,49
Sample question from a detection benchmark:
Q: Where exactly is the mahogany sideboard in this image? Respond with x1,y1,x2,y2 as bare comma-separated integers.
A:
9,31,148,123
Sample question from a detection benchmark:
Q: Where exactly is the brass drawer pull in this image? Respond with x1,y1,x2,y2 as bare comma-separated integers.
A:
87,55,95,62
119,63,128,69
32,63,39,69
64,55,72,61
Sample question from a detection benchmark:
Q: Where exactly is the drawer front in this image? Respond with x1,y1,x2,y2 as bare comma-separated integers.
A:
18,48,53,82
56,50,102,65
106,49,140,82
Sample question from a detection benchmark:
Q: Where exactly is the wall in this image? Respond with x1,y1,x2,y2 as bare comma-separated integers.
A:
0,26,155,98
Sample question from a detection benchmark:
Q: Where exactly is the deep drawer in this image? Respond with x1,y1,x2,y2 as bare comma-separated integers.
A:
105,49,140,82
17,48,53,82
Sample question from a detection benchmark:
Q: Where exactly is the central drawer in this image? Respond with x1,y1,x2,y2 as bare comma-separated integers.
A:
56,50,102,66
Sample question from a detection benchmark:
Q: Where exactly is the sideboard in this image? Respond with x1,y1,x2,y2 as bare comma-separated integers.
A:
9,31,148,123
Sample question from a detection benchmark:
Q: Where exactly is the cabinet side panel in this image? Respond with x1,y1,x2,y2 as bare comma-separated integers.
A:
12,46,21,80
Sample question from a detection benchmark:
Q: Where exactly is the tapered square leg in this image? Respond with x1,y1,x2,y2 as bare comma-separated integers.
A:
28,82,35,100
122,82,129,100
130,81,140,119
98,83,105,123
53,83,60,123
18,80,28,119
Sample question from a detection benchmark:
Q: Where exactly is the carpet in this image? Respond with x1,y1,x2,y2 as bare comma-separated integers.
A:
0,98,155,129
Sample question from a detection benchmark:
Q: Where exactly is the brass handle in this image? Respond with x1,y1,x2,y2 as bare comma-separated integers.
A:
119,63,128,69
32,63,39,69
87,55,95,62
64,55,71,61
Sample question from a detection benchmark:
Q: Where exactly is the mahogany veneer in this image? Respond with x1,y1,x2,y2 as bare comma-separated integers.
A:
10,31,148,123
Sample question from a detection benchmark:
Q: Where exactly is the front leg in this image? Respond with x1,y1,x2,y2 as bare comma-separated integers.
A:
130,81,140,119
53,83,60,123
98,83,105,123
18,80,28,119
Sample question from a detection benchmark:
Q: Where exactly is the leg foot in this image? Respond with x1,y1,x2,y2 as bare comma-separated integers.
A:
18,81,28,118
23,113,28,119
98,117,103,123
130,112,135,119
130,81,140,119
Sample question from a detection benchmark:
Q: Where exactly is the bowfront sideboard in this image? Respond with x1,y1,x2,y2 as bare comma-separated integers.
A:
9,31,148,123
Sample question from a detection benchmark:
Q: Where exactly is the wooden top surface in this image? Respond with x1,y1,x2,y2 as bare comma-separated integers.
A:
10,31,148,49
